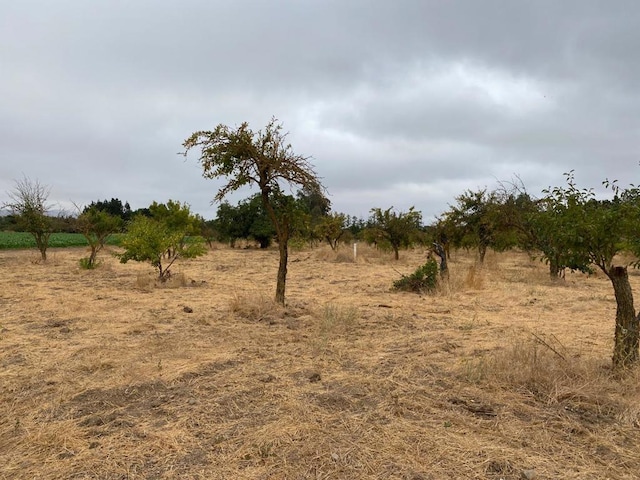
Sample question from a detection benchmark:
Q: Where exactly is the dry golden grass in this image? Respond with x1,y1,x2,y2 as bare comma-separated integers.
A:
1,243,639,479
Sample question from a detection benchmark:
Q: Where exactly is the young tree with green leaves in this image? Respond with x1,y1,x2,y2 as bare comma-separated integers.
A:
182,118,323,305
3,177,53,261
367,207,422,260
316,212,347,251
76,206,123,268
116,200,206,280
440,189,492,263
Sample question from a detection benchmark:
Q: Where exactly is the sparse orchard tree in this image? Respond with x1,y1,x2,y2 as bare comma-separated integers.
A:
521,193,591,279
367,207,422,260
3,176,53,261
490,178,589,279
148,200,204,258
316,212,347,250
539,172,640,367
76,206,123,268
116,200,206,280
440,189,515,263
182,118,323,305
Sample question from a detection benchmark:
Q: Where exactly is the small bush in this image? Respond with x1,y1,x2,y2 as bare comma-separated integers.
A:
393,258,439,293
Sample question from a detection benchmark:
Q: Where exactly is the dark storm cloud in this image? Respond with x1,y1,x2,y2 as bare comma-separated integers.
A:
1,0,639,220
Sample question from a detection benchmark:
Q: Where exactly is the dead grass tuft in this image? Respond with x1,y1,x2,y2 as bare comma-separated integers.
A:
161,272,188,288
229,292,284,323
135,272,156,291
461,333,640,427
313,247,356,263
319,303,358,335
334,251,355,263
464,264,485,289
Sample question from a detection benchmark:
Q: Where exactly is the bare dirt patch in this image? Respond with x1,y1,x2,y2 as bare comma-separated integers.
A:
1,245,639,479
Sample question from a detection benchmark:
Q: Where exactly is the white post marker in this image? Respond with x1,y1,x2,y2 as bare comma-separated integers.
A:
353,242,357,262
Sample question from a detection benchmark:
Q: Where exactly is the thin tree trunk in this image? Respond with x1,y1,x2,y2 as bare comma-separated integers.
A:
478,244,487,264
433,242,448,278
88,246,98,267
260,190,289,305
34,232,48,261
275,236,288,305
608,266,640,367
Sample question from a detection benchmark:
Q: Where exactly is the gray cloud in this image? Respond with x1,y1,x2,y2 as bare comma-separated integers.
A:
1,0,639,222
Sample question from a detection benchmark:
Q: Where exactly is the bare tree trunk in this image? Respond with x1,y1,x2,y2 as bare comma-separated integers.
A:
261,190,290,305
549,258,563,280
275,237,288,305
88,245,98,267
608,266,640,367
478,244,487,264
34,232,49,261
433,242,448,278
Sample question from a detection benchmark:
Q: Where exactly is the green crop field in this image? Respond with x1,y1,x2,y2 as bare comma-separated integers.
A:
0,232,123,250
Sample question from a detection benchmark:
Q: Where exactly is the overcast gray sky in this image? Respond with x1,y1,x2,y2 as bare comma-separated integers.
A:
1,1,639,222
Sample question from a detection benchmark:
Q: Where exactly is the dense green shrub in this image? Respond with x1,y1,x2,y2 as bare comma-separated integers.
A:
393,258,439,293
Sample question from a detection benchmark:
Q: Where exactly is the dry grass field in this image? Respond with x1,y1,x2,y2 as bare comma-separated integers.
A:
1,243,639,479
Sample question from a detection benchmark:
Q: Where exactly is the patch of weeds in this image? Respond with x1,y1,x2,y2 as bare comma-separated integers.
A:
321,303,358,334
79,257,101,270
313,303,359,353
460,356,491,384
393,258,439,293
